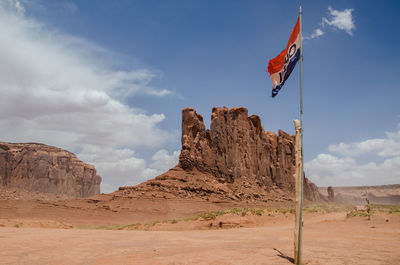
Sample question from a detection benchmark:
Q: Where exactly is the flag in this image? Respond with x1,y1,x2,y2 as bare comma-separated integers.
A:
267,16,301,97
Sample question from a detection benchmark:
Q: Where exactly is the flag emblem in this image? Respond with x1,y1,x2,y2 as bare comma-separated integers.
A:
267,17,301,97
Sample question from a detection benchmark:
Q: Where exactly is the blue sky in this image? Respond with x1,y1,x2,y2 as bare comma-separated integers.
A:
1,0,399,191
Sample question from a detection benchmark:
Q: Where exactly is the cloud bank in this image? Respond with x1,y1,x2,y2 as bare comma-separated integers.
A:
305,6,355,40
306,124,400,187
0,1,179,193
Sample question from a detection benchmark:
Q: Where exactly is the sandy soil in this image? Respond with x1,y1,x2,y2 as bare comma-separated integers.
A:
0,196,261,226
0,198,399,264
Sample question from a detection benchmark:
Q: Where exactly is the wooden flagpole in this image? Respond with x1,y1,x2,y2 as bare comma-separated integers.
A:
299,5,304,265
294,5,304,265
293,119,302,264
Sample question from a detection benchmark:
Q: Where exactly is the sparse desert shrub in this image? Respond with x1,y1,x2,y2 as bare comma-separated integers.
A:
304,203,354,213
346,209,368,218
252,208,264,216
193,207,266,221
371,204,400,214
199,212,218,220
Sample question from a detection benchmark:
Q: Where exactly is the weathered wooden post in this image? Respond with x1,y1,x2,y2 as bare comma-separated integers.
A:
293,119,302,264
365,188,371,220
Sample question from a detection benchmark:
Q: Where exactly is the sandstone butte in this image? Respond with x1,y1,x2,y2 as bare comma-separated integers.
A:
118,107,324,202
0,142,101,198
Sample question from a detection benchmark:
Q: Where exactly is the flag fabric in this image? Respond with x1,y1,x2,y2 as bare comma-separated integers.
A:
267,17,301,97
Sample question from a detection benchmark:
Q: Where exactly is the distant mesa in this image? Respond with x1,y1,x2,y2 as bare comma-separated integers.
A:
0,142,101,198
320,185,400,205
118,107,324,202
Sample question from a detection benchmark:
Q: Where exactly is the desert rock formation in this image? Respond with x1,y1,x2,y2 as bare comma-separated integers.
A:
119,107,324,202
327,186,335,201
0,142,101,198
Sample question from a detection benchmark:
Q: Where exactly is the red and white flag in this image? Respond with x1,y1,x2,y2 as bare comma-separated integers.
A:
267,17,301,97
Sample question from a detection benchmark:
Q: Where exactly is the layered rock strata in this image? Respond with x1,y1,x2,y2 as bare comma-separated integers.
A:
118,107,323,202
0,142,101,198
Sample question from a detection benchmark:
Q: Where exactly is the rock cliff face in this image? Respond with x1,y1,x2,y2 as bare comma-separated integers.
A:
118,107,324,202
179,107,322,201
180,107,295,189
0,142,101,198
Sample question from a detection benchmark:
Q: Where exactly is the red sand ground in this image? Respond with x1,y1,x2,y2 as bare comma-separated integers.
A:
0,197,399,264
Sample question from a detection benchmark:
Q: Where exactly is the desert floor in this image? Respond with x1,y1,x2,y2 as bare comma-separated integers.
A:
0,197,399,265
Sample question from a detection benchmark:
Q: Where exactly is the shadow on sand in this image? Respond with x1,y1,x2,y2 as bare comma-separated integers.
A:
273,248,294,263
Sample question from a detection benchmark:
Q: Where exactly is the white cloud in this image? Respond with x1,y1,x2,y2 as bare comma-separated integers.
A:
79,146,180,191
14,0,24,14
100,183,118,194
149,149,180,173
322,6,355,36
305,6,355,41
304,28,324,40
328,133,400,158
0,1,179,193
1,0,24,14
306,124,400,186
311,28,324,38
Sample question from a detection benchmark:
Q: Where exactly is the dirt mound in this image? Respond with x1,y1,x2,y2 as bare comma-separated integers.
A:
118,167,293,203
0,142,101,198
118,107,324,202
